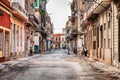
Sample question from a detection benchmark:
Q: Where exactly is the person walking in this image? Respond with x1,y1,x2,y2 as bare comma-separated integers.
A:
30,47,33,56
84,48,88,56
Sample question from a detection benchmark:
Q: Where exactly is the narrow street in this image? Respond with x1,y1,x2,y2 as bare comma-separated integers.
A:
0,49,118,80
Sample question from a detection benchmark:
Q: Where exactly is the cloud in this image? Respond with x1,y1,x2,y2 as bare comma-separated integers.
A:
46,0,71,33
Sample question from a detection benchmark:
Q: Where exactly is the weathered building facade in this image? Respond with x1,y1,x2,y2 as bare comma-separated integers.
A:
25,0,39,56
80,0,112,64
65,0,84,55
65,17,74,52
45,14,53,51
79,0,120,68
70,0,78,55
53,34,61,49
35,0,53,53
0,0,53,62
112,0,120,67
10,0,28,59
0,0,11,62
65,0,120,68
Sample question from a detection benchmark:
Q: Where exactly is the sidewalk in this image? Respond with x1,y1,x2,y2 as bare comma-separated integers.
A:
0,54,41,72
85,57,120,78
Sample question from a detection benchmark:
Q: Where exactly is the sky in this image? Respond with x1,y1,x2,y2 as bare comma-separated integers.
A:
46,0,72,34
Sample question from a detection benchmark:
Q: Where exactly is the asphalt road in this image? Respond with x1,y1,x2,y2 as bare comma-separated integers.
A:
0,49,118,80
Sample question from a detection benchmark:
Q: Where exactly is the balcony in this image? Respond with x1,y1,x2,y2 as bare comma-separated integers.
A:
65,35,71,42
70,28,78,39
87,0,110,19
11,2,28,21
71,2,75,12
93,0,111,13
29,14,39,26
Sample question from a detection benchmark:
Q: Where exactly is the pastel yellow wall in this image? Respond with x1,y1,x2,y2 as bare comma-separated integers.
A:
0,51,2,57
10,16,25,57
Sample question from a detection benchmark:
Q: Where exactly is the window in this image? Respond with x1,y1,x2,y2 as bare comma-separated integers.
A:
13,24,15,35
104,23,106,30
108,21,110,38
104,39,106,48
108,12,111,25
56,37,57,41
93,41,96,49
35,0,39,8
25,1,28,12
0,31,3,51
62,37,64,41
108,39,110,48
93,27,96,36
108,21,110,29
21,27,22,47
59,37,60,41
17,26,19,47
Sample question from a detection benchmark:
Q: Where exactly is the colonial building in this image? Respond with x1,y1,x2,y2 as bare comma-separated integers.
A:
65,17,74,52
25,0,39,56
45,14,54,51
79,0,120,68
112,0,120,67
0,0,11,62
34,0,43,54
61,28,66,49
53,34,61,49
35,0,50,53
10,0,28,59
66,0,85,55
80,0,112,64
66,0,120,68
0,0,52,62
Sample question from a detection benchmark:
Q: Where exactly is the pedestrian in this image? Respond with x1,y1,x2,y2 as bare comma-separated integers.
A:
74,48,77,55
84,48,88,56
68,47,70,55
30,47,33,56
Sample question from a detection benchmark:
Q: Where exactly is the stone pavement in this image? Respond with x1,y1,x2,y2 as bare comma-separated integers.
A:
57,49,120,79
0,54,41,71
1,51,120,79
84,57,120,78
0,50,120,80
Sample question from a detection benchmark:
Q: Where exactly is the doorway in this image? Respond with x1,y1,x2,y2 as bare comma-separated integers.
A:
5,32,9,60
